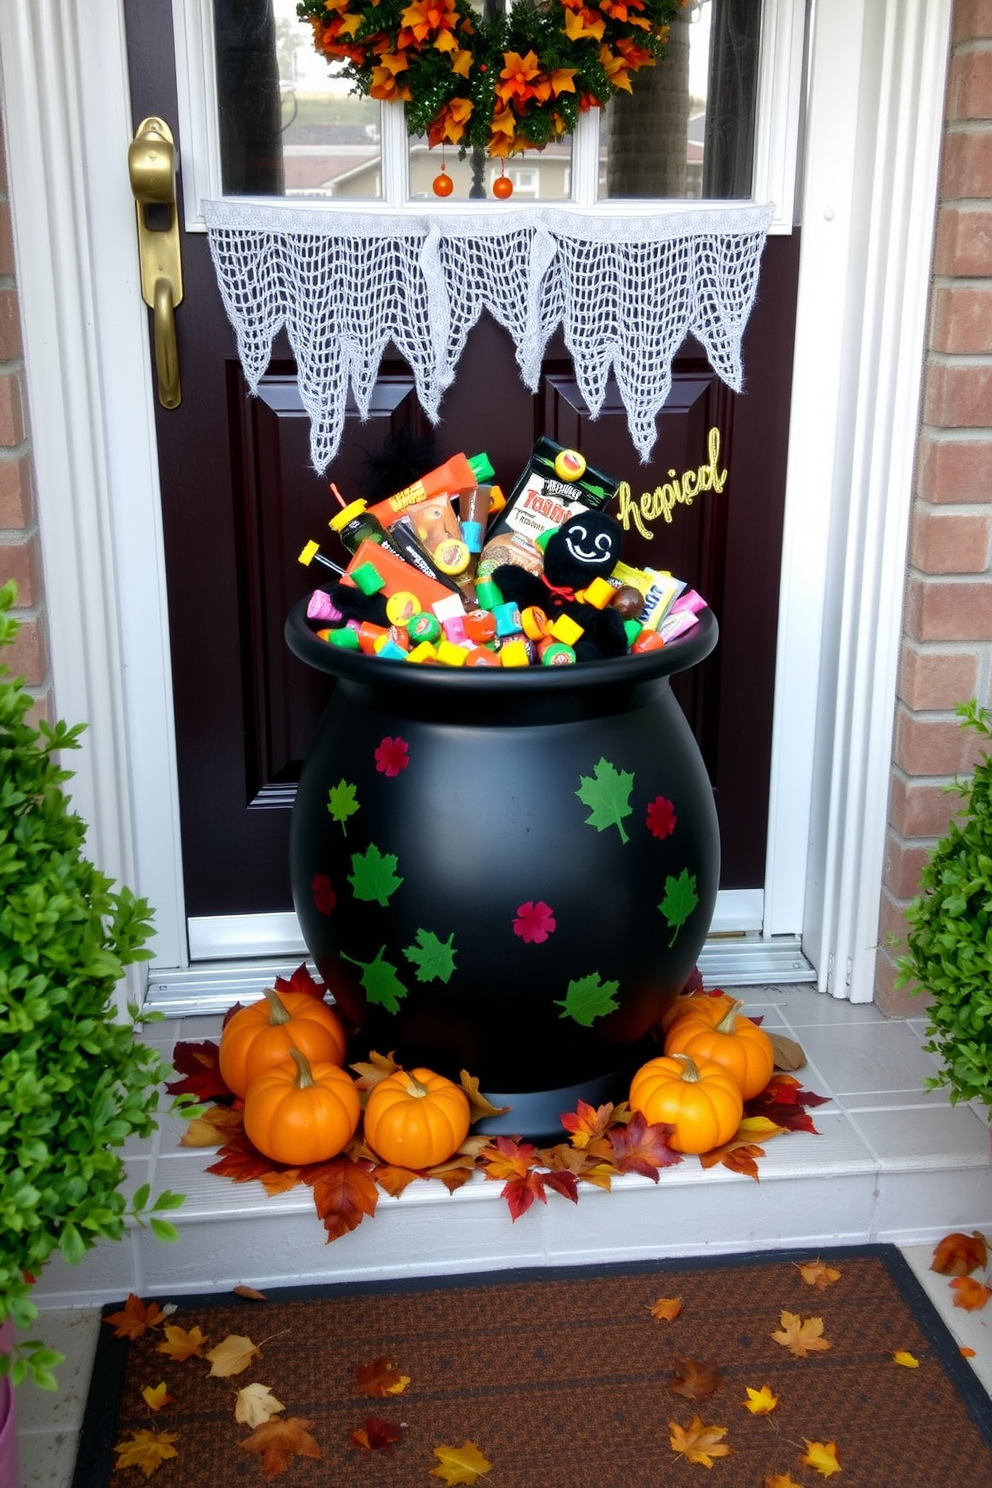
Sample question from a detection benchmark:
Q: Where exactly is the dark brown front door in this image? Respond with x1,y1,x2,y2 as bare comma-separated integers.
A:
124,2,800,932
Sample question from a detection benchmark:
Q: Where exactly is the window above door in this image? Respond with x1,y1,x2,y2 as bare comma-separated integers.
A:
173,0,806,229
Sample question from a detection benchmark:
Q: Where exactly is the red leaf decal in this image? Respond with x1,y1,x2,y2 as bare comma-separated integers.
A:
646,795,677,839
374,736,409,777
312,874,337,915
512,900,557,943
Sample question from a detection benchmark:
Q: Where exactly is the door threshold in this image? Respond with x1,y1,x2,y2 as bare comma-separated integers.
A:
144,935,816,1019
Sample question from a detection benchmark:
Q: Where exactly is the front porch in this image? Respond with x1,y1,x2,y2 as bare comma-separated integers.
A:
17,981,992,1484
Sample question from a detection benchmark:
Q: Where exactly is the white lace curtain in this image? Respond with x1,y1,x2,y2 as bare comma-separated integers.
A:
205,200,773,471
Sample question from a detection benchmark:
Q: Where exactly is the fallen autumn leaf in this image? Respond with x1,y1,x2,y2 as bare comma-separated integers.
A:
770,1310,832,1358
205,1333,260,1377
430,1439,494,1484
234,1382,286,1427
240,1416,322,1479
668,1415,733,1467
931,1229,988,1277
801,1438,842,1477
742,1384,778,1414
112,1428,179,1479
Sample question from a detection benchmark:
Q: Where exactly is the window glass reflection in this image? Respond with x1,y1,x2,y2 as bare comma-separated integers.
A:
601,0,759,201
215,0,383,200
213,0,759,204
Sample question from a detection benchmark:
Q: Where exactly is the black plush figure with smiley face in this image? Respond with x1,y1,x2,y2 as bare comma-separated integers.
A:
492,510,630,660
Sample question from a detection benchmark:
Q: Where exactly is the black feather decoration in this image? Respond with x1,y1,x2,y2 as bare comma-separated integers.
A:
358,428,439,500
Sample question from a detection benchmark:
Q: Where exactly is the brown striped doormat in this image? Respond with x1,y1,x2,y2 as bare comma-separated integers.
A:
73,1246,992,1487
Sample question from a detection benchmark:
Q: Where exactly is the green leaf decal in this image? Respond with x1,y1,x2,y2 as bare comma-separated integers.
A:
348,843,403,905
555,972,621,1027
576,757,634,844
659,869,699,947
327,778,360,834
404,928,457,983
341,946,409,1013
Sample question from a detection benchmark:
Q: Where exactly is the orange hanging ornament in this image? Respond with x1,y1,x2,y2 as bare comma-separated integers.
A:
432,150,454,197
492,167,513,199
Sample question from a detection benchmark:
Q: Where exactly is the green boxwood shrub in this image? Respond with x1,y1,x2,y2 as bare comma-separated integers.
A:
896,698,992,1118
0,582,184,1387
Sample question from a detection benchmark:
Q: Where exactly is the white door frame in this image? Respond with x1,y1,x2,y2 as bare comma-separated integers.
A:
0,0,951,1005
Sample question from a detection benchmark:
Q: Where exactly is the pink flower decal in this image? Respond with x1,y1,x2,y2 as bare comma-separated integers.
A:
374,736,410,777
646,795,677,840
512,900,557,944
312,874,336,915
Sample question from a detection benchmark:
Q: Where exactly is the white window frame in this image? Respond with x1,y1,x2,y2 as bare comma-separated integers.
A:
173,0,806,232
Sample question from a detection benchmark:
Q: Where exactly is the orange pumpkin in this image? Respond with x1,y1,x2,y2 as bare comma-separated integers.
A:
243,1048,360,1165
660,988,738,1033
629,1053,743,1154
363,1067,471,1169
218,986,347,1098
663,997,774,1101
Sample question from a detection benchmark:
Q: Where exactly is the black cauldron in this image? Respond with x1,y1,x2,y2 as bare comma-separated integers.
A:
285,599,720,1136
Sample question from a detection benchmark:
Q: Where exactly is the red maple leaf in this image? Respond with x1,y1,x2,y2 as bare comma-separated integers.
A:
606,1110,682,1180
273,962,326,998
745,1076,828,1132
646,795,677,839
479,1136,578,1220
312,874,336,915
352,1417,403,1453
306,1157,379,1241
207,1129,291,1186
560,1098,617,1147
165,1040,232,1101
374,736,409,777
512,900,557,943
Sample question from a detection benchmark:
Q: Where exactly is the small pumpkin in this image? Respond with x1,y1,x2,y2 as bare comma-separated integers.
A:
660,988,738,1033
629,1053,743,1154
363,1067,471,1169
663,997,775,1100
219,986,347,1098
243,1048,361,1165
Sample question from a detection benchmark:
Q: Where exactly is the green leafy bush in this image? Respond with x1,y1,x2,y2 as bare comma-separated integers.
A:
896,698,992,1116
0,582,184,1387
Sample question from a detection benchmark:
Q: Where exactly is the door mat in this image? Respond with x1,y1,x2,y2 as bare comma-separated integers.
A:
72,1246,992,1487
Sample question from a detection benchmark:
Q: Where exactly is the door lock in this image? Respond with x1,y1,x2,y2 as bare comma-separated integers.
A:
128,117,183,409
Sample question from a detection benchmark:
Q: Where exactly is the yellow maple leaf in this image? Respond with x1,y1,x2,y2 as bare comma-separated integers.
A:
650,1296,682,1322
113,1428,179,1478
234,1382,286,1427
155,1324,209,1361
430,1440,494,1484
669,1415,733,1467
140,1382,172,1412
796,1259,842,1290
801,1438,842,1477
742,1383,778,1414
205,1333,260,1377
764,1476,804,1488
770,1310,832,1358
892,1350,920,1368
738,1115,786,1138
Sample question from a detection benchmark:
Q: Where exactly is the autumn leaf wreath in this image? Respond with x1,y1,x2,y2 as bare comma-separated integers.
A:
297,0,689,158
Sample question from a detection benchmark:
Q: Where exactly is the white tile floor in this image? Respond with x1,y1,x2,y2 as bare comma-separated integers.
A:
12,984,992,1485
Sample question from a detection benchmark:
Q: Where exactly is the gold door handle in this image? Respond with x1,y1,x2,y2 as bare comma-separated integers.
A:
128,117,183,409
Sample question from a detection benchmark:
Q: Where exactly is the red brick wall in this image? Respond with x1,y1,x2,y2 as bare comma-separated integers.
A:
0,111,48,725
876,0,992,1013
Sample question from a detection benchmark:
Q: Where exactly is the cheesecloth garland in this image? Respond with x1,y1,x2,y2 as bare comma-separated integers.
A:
204,200,773,471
